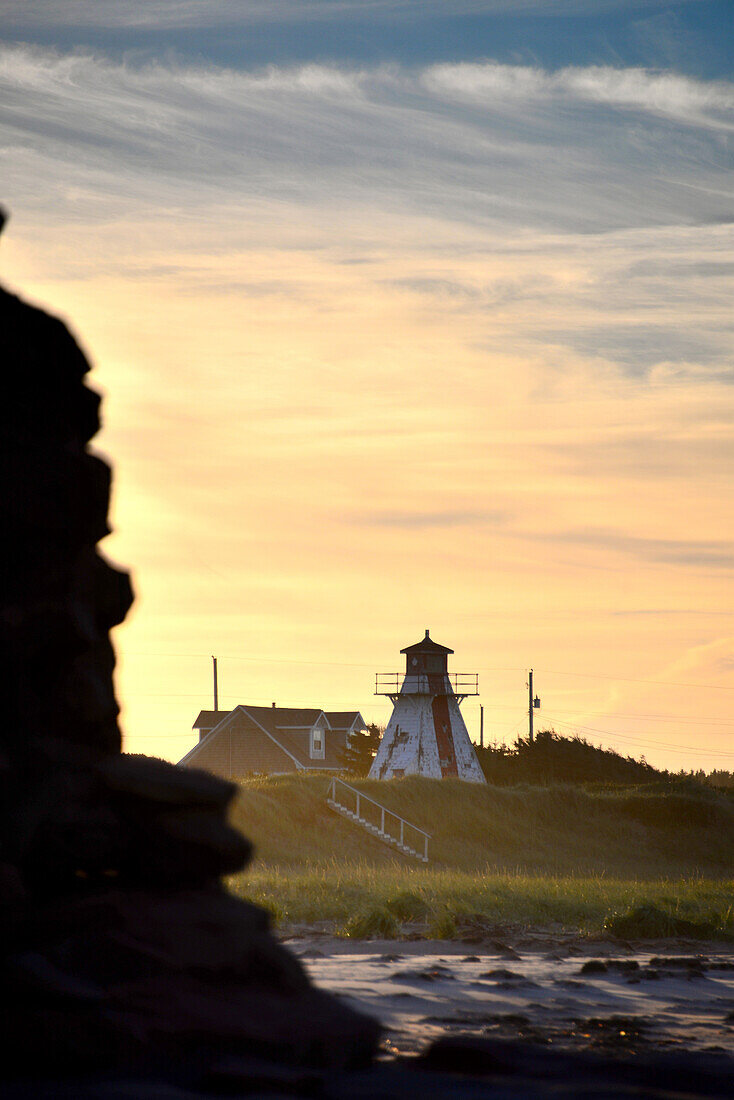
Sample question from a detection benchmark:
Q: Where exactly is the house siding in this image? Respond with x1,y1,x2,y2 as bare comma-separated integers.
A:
181,706,366,777
184,718,298,779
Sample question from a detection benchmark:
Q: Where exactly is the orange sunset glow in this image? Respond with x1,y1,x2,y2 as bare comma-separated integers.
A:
2,14,733,773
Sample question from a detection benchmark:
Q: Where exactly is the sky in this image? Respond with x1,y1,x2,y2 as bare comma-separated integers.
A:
1,0,733,771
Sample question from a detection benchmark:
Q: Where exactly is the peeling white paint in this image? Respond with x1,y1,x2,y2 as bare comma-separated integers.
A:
370,690,485,783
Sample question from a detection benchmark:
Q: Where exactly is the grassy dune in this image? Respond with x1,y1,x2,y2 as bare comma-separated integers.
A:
227,774,733,936
230,773,733,876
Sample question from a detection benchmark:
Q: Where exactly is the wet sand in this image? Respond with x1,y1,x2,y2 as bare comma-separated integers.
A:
283,935,734,1058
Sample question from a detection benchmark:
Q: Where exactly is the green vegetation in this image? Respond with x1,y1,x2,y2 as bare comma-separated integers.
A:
338,723,383,777
342,905,399,939
688,768,734,790
384,889,429,921
230,865,733,939
230,772,734,877
227,770,733,938
604,903,724,940
426,728,734,790
476,729,662,786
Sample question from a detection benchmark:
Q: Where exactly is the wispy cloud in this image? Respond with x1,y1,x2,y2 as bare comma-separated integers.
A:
626,259,734,278
541,323,731,373
0,1,682,31
1,46,732,236
542,431,734,480
356,509,510,529
610,609,734,616
424,61,734,130
2,39,733,774
544,530,734,570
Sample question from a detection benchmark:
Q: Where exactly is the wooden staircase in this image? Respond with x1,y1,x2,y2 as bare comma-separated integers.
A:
326,776,430,862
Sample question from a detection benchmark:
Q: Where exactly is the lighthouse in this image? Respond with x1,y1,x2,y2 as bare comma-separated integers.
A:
369,630,486,783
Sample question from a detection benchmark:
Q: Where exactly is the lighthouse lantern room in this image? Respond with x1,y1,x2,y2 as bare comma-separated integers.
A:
369,630,486,783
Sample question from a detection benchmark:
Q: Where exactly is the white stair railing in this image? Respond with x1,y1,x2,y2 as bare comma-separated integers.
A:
326,776,430,862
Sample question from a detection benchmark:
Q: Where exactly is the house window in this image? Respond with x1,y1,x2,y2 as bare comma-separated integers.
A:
311,728,324,758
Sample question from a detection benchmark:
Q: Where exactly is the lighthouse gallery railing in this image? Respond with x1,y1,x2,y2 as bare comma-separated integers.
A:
375,672,479,696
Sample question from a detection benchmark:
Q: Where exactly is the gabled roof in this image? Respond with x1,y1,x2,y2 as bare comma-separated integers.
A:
180,706,304,770
232,705,330,729
401,629,453,656
180,703,356,771
192,709,231,730
325,711,366,731
193,705,331,732
276,709,330,729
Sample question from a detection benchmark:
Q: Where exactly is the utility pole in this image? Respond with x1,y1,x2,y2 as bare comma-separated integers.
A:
480,704,484,749
528,669,533,742
212,655,218,711
528,669,540,742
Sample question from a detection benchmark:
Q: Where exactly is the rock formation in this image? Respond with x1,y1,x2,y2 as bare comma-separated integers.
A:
0,214,379,1090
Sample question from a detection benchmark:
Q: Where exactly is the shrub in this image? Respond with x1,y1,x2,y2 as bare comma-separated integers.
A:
604,903,716,939
475,731,663,787
616,793,723,830
427,908,458,939
385,889,428,922
342,906,399,939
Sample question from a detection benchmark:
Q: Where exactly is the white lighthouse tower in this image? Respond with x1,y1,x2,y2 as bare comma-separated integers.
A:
369,630,486,783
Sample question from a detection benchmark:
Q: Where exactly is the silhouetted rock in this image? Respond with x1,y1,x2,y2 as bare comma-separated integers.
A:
580,959,608,974
416,1037,734,1098
0,233,380,1090
390,966,455,982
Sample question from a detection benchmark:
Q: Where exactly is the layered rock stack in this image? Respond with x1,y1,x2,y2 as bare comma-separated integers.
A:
0,218,380,1091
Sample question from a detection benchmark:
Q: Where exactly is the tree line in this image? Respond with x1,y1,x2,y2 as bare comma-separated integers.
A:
339,725,734,789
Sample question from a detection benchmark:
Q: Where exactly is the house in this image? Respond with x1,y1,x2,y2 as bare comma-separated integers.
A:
178,704,367,779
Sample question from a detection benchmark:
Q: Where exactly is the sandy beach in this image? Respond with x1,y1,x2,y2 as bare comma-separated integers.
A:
283,934,734,1059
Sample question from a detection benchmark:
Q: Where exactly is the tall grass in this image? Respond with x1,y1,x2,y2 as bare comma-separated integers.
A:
229,773,734,878
229,865,733,937
225,774,733,935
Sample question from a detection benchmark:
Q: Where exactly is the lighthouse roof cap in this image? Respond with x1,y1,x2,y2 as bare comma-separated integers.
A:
400,629,454,656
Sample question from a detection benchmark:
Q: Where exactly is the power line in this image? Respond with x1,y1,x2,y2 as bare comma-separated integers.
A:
120,650,734,692
429,701,734,727
543,714,734,759
125,704,734,760
532,706,734,729
545,714,734,756
533,668,734,692
571,710,734,726
122,650,382,669
120,690,734,731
